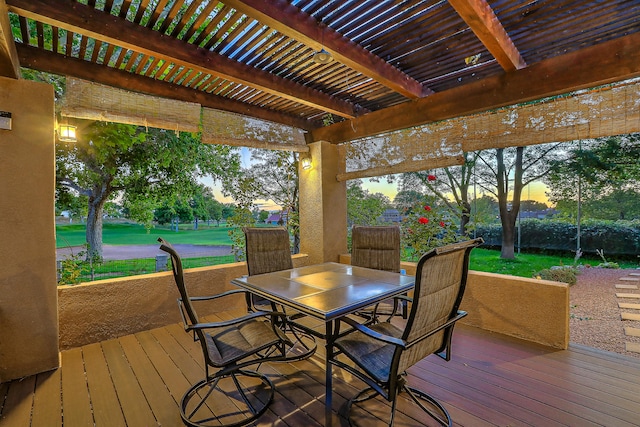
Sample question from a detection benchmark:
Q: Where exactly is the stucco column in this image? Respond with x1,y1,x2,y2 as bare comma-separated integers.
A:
0,77,59,381
299,140,347,264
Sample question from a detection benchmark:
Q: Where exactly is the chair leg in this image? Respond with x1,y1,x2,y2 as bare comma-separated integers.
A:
345,385,452,427
344,387,384,427
403,385,452,427
257,317,317,362
180,369,274,427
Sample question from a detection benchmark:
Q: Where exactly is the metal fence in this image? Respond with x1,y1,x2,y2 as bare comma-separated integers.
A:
57,252,236,285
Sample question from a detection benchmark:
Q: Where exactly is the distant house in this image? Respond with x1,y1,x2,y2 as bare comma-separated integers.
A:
265,210,289,225
265,213,281,225
378,208,403,223
519,208,558,219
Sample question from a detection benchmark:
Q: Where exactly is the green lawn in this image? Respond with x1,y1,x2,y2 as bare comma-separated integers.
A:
469,248,637,277
56,222,638,279
56,222,235,248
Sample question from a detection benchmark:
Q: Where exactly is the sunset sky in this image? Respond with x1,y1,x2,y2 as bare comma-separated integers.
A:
205,175,551,213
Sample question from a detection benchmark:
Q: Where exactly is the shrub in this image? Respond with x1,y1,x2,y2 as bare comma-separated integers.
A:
401,202,460,261
475,219,640,256
534,266,577,286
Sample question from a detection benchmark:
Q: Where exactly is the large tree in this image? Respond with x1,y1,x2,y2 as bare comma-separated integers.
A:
347,180,391,226
546,134,640,219
217,149,301,252
56,121,237,259
476,143,564,258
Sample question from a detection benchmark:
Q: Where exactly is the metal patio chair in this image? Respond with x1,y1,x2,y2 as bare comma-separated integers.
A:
243,227,317,360
158,238,290,427
328,238,483,427
351,225,408,321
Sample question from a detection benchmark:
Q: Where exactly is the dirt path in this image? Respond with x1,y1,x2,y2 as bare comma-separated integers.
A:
570,267,640,358
56,244,232,260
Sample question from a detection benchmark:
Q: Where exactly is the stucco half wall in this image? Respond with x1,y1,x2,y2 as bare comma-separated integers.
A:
58,254,310,349
460,271,569,349
339,254,570,349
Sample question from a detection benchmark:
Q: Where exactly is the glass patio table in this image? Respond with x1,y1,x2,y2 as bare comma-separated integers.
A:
231,262,415,425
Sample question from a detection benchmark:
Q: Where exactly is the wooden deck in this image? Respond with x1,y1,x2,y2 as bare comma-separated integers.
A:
2,314,640,427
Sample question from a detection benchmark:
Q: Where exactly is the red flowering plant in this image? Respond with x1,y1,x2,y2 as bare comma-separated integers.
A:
401,200,460,261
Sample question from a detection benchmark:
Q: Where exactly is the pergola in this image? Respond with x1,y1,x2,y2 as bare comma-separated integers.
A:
1,0,640,414
3,0,640,138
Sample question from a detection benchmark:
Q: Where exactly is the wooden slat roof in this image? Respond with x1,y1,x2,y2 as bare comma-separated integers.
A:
3,0,640,142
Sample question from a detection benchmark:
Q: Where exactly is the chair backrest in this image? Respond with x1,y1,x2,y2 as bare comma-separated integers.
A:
158,238,201,328
351,225,401,273
243,227,293,275
397,238,483,374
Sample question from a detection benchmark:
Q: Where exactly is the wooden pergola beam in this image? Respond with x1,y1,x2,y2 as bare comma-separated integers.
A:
448,0,526,72
311,32,640,144
8,0,360,119
225,0,429,98
0,0,20,78
18,45,316,130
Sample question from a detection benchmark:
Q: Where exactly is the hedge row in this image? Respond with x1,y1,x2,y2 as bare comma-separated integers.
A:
475,219,640,256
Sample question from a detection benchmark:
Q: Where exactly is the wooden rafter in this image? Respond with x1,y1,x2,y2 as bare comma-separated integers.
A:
224,0,430,98
448,0,526,72
311,32,640,144
7,0,361,119
0,0,20,78
17,45,315,130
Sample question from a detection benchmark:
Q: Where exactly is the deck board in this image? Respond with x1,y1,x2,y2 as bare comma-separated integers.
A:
101,338,158,426
83,342,127,427
61,347,94,426
31,369,61,427
1,373,34,427
118,333,182,427
2,321,640,426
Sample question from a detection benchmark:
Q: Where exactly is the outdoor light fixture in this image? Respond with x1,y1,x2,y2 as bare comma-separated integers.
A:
301,156,312,170
312,49,333,64
58,124,77,142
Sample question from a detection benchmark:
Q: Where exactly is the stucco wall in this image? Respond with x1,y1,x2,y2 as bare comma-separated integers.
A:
461,271,569,349
339,254,569,349
0,77,58,382
299,141,347,264
58,255,310,349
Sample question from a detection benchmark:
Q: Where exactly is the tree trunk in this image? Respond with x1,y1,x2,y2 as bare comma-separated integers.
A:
86,196,106,261
459,200,471,237
501,219,516,258
496,147,525,259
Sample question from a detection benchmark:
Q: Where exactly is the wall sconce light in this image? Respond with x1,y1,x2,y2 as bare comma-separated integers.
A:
58,124,77,142
301,156,312,170
0,111,12,130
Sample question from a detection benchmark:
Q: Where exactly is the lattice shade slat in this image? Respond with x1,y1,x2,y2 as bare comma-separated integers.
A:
201,108,308,152
61,77,201,132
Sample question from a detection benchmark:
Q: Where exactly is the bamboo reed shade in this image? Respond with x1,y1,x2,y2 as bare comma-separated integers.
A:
461,80,640,151
201,108,308,152
61,77,200,132
339,79,640,181
337,124,464,181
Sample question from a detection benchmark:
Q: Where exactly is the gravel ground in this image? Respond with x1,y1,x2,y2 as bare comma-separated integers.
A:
570,267,640,358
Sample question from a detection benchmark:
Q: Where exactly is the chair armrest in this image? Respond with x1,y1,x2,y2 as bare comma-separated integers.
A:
394,295,413,303
188,289,249,302
372,294,412,322
336,316,406,348
186,310,288,332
